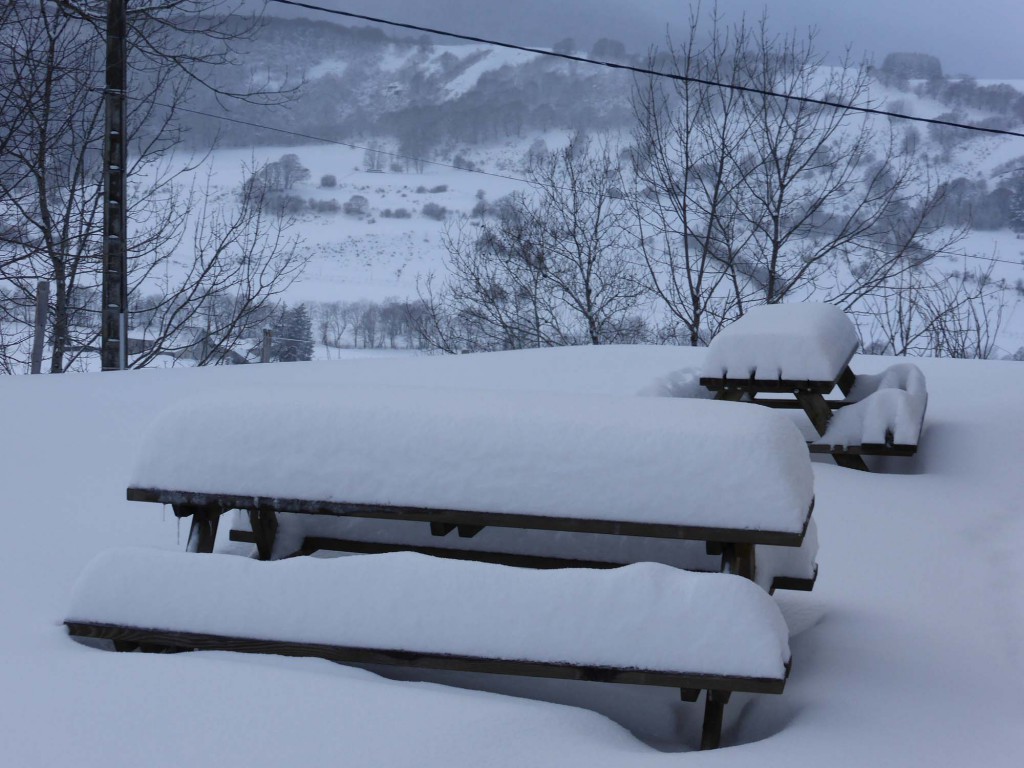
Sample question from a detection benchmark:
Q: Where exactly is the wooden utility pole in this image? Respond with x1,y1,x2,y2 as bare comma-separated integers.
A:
30,282,49,374
261,329,273,363
101,0,128,370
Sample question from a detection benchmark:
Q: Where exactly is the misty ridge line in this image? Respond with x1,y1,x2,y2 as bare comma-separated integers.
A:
268,0,1024,140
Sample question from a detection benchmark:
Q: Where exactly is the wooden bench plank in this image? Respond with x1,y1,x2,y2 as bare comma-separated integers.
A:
702,373,848,396
66,619,787,750
131,488,814,549
232,530,632,569
229,528,817,595
808,442,919,457
65,621,789,695
229,529,817,595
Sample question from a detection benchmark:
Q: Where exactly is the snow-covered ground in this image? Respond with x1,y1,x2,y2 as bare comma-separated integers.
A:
196,141,536,304
1,345,1022,765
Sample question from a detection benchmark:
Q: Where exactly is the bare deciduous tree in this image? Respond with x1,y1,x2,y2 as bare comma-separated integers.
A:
0,1,304,372
419,135,647,352
733,22,962,309
426,203,562,352
630,8,753,345
630,7,967,345
126,168,306,367
523,135,647,345
858,256,1009,359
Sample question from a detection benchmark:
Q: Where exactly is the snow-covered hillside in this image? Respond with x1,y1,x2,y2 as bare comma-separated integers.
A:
169,25,1024,358
0,347,1021,765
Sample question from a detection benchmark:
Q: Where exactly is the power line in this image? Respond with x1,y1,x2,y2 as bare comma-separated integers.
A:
11,7,1024,154
7,57,1021,273
21,0,1024,141
268,0,1024,141
4,71,1023,273
848,240,1024,270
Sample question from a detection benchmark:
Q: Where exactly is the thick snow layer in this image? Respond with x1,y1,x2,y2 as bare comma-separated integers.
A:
847,361,928,401
702,303,860,382
2,345,1023,764
68,549,791,680
130,385,814,534
820,363,929,447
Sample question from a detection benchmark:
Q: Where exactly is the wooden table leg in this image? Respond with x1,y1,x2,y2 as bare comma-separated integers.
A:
720,542,756,582
832,453,870,472
838,365,857,397
174,504,223,553
795,391,833,436
248,509,279,560
430,522,456,537
700,689,732,750
796,390,871,471
714,390,748,402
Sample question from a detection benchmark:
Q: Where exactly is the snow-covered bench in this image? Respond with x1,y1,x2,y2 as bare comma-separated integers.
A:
65,549,792,750
227,510,820,595
810,364,928,458
700,303,927,470
126,385,817,589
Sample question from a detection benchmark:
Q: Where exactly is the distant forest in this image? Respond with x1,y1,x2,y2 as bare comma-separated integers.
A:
174,17,633,155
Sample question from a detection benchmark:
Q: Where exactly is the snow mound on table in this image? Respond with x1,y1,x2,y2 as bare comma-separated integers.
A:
702,304,860,382
847,363,927,402
67,549,791,680
129,384,814,533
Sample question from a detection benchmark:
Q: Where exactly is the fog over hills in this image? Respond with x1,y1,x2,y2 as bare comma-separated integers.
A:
269,0,1024,77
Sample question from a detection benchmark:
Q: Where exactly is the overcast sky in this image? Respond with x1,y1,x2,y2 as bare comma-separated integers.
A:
273,0,1024,77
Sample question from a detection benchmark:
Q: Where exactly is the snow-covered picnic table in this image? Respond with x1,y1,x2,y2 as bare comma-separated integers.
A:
77,371,827,750
127,385,817,586
700,303,928,470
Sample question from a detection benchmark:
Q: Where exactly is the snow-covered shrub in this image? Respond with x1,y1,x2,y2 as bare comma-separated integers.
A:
343,195,369,216
421,202,448,220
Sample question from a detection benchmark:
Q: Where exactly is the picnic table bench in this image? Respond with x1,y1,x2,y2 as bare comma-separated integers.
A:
699,303,928,471
70,384,819,749
224,508,819,594
66,549,792,750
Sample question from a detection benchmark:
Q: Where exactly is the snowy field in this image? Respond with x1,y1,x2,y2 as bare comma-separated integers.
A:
184,135,1024,357
193,140,537,304
1,345,1022,765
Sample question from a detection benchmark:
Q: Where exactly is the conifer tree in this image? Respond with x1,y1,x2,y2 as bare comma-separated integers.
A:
286,304,315,362
271,303,314,362
1009,177,1024,233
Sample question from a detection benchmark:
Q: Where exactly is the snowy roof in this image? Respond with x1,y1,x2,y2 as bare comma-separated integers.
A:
68,549,791,681
129,384,814,535
702,303,860,383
